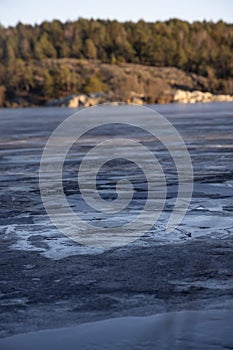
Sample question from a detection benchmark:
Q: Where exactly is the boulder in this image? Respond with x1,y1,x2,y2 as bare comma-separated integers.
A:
130,97,144,105
67,96,80,108
173,90,188,103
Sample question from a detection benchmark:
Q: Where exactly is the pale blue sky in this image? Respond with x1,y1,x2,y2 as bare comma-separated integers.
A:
0,0,232,27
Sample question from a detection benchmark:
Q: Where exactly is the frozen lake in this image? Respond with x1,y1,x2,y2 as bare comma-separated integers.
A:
0,102,233,347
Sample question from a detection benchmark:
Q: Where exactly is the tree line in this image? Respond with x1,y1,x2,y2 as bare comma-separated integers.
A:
0,18,232,105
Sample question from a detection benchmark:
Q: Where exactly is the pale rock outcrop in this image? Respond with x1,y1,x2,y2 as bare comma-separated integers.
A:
130,97,144,105
212,94,233,102
67,94,87,108
47,93,110,108
173,89,233,103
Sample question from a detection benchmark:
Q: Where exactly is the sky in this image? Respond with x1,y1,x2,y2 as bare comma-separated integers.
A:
0,0,232,27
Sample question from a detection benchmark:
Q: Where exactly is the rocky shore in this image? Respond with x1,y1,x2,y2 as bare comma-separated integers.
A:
173,89,233,104
47,89,233,108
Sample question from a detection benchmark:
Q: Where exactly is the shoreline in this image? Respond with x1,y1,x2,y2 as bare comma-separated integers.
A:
1,59,232,108
2,91,233,109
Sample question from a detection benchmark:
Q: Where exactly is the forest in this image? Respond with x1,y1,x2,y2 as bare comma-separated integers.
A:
0,18,232,106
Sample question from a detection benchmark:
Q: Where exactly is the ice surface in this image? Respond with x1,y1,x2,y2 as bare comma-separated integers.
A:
0,310,233,350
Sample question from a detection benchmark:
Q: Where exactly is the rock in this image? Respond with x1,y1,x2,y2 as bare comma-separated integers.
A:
126,92,145,105
83,98,96,107
78,94,88,105
67,96,81,108
47,93,111,108
130,97,144,105
173,89,233,104
47,89,233,107
173,89,188,103
212,94,233,102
